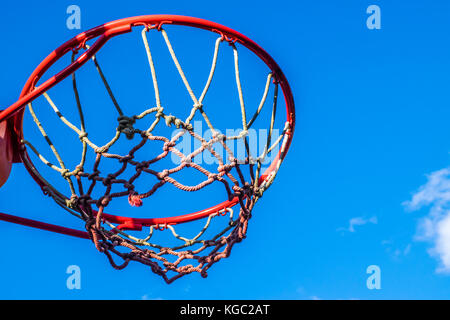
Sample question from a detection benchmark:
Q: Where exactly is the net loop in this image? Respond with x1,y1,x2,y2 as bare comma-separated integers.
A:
71,38,88,55
211,28,237,44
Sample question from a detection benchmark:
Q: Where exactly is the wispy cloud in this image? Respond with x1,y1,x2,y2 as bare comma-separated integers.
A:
141,294,163,300
382,241,411,260
403,167,450,273
403,244,412,256
338,216,377,233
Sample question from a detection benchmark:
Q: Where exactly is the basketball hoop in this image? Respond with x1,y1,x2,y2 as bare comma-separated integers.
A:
0,15,295,283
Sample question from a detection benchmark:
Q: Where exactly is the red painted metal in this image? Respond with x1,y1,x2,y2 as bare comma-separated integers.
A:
0,212,90,239
0,15,295,232
0,120,13,188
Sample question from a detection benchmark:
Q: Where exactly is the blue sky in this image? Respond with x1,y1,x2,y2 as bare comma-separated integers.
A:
1,0,450,299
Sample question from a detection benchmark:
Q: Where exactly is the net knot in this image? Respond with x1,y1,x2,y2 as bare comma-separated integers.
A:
193,103,203,111
165,115,175,126
94,146,108,154
251,156,261,165
123,182,134,190
204,240,216,247
243,182,253,194
213,132,226,142
77,194,91,207
165,115,183,128
157,170,170,180
232,184,253,198
163,141,175,152
239,130,249,138
181,156,192,166
66,195,78,209
232,185,243,195
88,170,100,180
230,159,239,168
61,168,71,178
78,132,88,142
135,162,149,171
208,173,218,181
119,155,133,163
141,130,152,139
174,119,183,128
218,164,231,173
117,115,136,140
254,187,264,198
128,192,143,207
102,174,116,186
73,165,84,176
99,196,111,207
155,108,165,119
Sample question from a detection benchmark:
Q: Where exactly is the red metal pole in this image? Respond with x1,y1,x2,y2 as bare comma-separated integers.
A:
0,212,89,239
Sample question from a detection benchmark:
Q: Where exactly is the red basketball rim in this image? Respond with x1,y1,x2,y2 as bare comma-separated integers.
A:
0,15,295,229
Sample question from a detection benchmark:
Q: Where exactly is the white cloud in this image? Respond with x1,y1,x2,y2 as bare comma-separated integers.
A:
404,167,450,273
338,216,377,233
434,214,450,273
